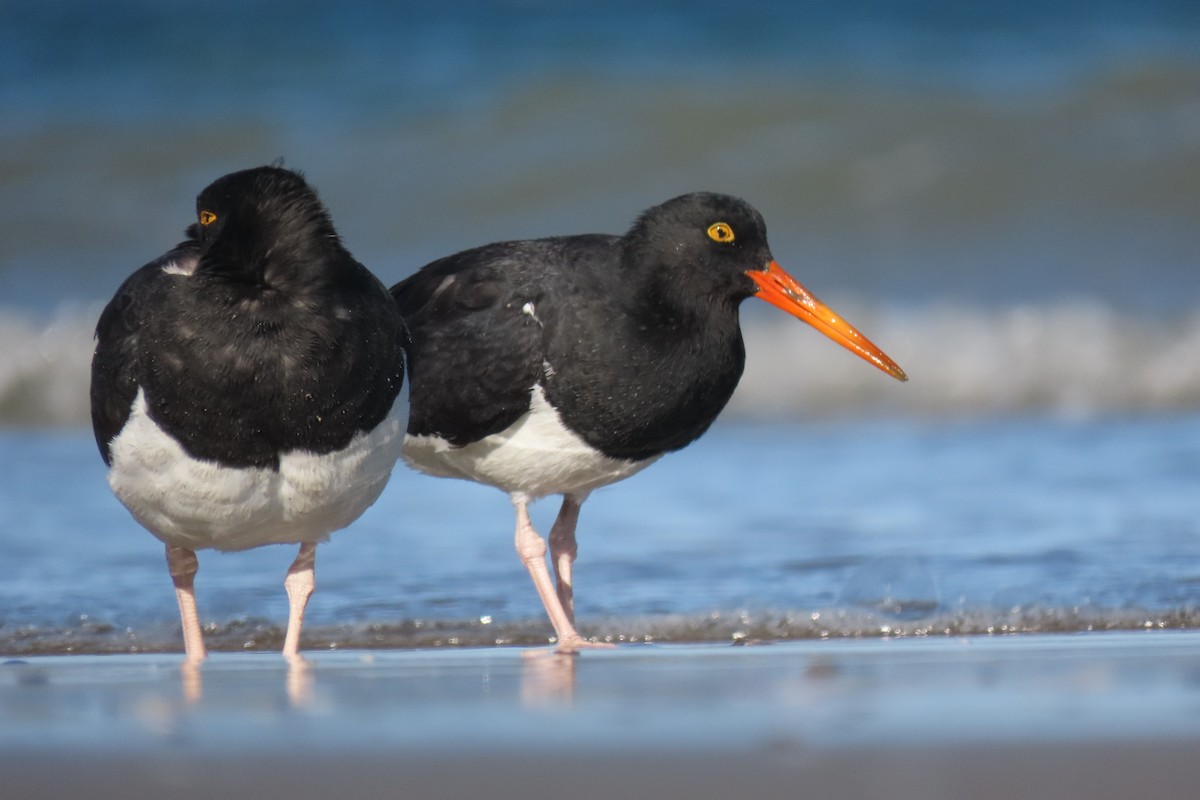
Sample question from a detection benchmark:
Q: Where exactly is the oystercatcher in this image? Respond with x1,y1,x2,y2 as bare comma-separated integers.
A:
90,165,406,662
392,192,906,652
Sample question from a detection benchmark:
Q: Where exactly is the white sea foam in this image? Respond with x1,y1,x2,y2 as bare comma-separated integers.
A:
6,301,1200,428
0,305,99,426
730,300,1200,419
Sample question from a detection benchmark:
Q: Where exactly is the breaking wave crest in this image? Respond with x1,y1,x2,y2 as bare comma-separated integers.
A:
8,301,1200,427
734,301,1200,419
0,305,98,426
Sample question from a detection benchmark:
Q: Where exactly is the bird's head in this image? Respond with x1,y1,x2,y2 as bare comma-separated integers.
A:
190,165,343,285
626,192,907,382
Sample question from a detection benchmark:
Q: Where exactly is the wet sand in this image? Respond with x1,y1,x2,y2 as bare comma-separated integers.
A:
4,631,1200,799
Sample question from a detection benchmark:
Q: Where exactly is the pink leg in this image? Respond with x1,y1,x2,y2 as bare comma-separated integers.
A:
548,494,585,625
166,545,206,663
282,542,317,661
513,495,609,653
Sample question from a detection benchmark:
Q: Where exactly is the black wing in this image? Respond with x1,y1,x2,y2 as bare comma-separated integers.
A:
392,241,550,446
89,241,199,464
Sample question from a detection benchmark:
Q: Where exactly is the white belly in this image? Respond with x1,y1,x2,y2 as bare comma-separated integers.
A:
107,389,404,551
402,384,658,500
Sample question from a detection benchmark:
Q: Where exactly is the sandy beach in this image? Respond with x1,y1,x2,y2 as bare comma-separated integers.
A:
4,631,1200,799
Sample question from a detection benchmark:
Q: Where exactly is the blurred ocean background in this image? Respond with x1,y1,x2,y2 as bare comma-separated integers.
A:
2,0,1200,654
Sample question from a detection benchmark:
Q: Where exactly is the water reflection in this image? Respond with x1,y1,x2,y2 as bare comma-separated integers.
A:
180,660,201,705
286,657,313,708
520,651,576,708
175,654,314,708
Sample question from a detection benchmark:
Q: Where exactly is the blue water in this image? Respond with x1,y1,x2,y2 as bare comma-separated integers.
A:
3,414,1199,654
2,1,1200,653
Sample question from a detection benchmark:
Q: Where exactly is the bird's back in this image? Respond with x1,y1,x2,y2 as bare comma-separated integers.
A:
393,235,619,447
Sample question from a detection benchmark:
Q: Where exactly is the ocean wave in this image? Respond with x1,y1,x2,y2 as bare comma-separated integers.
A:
6,301,1200,427
0,305,98,426
733,301,1200,418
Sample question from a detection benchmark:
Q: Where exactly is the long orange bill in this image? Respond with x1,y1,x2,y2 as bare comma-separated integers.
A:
747,261,908,382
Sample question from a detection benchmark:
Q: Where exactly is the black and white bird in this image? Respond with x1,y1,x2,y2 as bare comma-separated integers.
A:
392,192,907,652
90,165,406,662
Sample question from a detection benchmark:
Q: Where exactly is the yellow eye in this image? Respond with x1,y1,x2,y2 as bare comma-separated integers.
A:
199,210,218,226
707,222,735,243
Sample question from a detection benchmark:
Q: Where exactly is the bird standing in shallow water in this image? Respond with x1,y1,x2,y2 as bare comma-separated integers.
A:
392,192,906,652
91,166,406,662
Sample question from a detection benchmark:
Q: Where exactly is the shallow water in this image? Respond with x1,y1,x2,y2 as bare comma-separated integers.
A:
3,414,1198,654
3,635,1200,800
7,634,1200,752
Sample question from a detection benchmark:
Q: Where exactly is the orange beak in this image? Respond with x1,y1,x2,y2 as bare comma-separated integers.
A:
747,261,908,382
